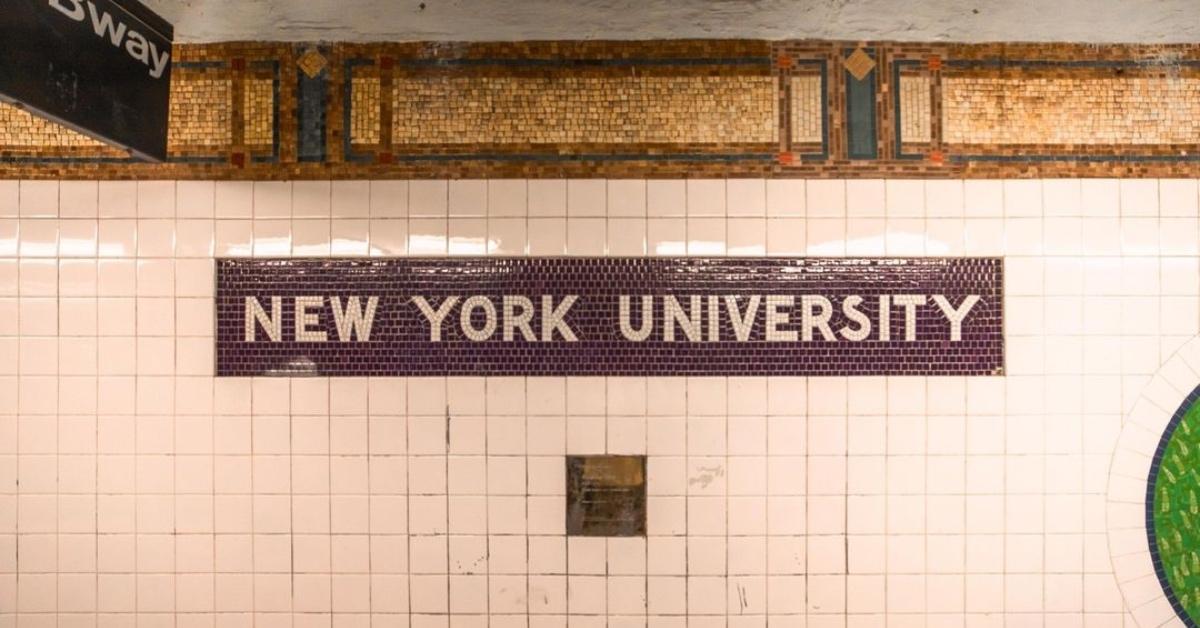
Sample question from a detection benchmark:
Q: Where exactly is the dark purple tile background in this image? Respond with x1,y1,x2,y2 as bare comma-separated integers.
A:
215,257,1004,377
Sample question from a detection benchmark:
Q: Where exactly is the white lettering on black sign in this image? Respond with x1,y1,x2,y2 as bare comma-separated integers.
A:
48,0,170,78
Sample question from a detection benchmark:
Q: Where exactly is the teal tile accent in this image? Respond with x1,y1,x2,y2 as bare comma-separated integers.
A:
845,48,877,160
297,49,328,163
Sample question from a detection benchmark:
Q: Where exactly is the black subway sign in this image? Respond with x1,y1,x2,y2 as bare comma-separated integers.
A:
0,0,173,161
215,257,1004,377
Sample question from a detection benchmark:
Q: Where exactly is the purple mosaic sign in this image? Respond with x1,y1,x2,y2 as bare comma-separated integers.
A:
215,257,1003,377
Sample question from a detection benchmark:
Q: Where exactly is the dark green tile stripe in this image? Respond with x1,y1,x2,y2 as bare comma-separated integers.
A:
296,49,329,163
845,48,878,160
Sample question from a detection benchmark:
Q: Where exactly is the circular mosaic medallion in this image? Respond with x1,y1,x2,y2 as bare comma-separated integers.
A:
1150,389,1200,626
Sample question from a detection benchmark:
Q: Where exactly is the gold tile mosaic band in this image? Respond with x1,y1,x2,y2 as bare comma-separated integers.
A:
4,40,1200,178
0,103,108,150
168,77,233,150
898,73,933,145
243,79,276,148
386,75,778,146
350,78,382,146
943,74,1200,146
789,74,824,145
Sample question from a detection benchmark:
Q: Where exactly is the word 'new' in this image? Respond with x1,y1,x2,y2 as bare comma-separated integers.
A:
245,296,380,342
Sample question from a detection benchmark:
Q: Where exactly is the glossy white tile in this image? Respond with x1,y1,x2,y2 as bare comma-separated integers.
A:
0,176,1188,628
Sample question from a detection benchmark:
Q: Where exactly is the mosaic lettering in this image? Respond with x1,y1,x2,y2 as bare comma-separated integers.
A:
215,257,1004,376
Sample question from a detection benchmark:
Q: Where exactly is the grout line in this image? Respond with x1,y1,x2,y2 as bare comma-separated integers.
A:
724,375,730,626
12,183,18,620
249,379,256,622
485,377,491,624
365,378,374,623
95,179,102,628
643,376,649,625
764,377,771,623
844,377,851,621
563,375,569,621
525,375,531,627
683,378,690,626
404,377,413,625
132,203,139,623
602,376,609,620
444,377,451,621
922,375,929,621
171,184,179,628
999,177,1008,624
883,376,889,622
54,185,61,623
324,379,330,624
962,375,969,620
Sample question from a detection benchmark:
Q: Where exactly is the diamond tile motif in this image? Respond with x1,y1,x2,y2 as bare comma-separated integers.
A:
297,48,328,79
844,47,876,81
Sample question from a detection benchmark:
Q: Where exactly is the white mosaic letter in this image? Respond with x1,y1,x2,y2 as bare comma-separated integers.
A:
330,296,380,342
801,295,836,342
878,294,891,341
542,295,579,342
706,295,720,342
932,294,981,342
460,296,498,342
619,295,654,342
413,296,460,342
244,296,282,342
294,296,327,342
502,296,537,341
663,295,702,342
892,294,926,342
765,295,797,342
724,295,761,342
839,295,871,342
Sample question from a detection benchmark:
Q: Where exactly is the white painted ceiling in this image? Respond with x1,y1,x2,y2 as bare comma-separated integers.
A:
146,0,1200,44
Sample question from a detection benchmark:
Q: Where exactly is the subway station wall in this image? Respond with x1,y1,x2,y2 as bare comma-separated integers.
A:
1,177,1198,626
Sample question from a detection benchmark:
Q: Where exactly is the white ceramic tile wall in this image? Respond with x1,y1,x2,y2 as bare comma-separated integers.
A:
2,178,1197,627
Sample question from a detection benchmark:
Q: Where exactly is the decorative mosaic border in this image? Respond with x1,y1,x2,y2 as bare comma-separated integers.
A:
1,48,284,167
215,256,1004,377
1146,383,1200,627
4,40,1200,178
1107,337,1200,627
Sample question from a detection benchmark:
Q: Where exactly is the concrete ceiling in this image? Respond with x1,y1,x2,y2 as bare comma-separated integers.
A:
146,0,1200,44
